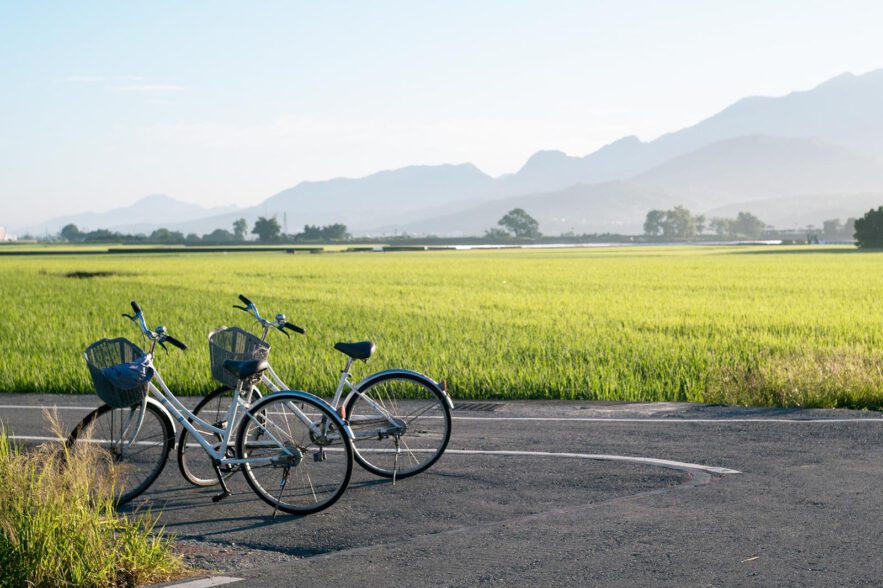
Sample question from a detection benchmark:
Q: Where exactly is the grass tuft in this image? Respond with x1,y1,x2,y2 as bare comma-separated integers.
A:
707,349,883,409
0,413,187,588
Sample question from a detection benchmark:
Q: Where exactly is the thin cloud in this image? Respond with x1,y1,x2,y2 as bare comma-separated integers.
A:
62,75,105,83
115,84,187,93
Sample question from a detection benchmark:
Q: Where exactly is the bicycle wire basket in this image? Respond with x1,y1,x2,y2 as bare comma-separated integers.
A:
208,326,270,389
84,338,151,408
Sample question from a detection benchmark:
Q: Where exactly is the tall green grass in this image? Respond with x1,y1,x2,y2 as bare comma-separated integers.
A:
0,418,186,587
0,245,882,408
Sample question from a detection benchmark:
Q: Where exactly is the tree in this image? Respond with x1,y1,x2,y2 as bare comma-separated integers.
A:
299,224,323,240
661,205,698,240
731,212,765,239
643,210,665,237
484,227,510,240
644,207,702,240
233,218,248,241
83,229,120,242
252,216,281,242
60,223,82,242
710,218,732,237
204,228,234,242
854,206,883,249
497,208,541,238
321,223,349,240
149,228,185,243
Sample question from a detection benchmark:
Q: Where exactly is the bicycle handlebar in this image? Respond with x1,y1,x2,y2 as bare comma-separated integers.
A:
236,294,305,337
123,301,187,352
164,335,188,350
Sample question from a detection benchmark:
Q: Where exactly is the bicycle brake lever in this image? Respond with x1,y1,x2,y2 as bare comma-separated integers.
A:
276,325,290,338
122,313,135,320
158,340,169,353
233,305,249,312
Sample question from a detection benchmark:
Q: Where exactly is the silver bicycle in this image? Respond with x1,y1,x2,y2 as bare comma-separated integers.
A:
68,301,355,515
178,295,453,487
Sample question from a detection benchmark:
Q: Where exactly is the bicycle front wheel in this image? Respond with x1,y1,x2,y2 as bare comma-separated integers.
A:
345,372,451,479
237,392,353,515
67,401,173,505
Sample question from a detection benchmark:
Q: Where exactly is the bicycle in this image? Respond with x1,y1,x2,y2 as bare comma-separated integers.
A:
178,295,453,488
68,301,355,515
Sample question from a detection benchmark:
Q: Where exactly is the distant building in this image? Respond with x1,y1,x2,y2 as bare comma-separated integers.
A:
0,226,6,241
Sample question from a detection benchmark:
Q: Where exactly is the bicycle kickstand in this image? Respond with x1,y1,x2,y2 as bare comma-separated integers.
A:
393,436,400,485
211,463,232,503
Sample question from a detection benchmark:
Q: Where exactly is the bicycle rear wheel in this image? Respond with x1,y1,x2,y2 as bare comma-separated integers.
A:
237,392,353,515
345,372,451,479
67,401,173,505
178,385,262,486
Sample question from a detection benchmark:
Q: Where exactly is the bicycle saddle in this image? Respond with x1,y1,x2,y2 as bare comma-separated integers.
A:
333,341,375,361
222,359,269,380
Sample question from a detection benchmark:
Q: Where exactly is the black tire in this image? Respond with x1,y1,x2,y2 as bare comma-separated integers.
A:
345,372,451,479
177,385,262,487
67,401,173,506
237,392,353,515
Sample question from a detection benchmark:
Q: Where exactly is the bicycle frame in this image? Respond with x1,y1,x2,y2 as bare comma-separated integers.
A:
257,357,409,441
233,299,403,429
136,355,343,466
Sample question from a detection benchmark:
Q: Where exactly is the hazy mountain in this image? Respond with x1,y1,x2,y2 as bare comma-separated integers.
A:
499,69,883,197
650,69,883,160
262,163,493,215
29,194,239,235
387,135,883,235
632,135,883,207
154,163,496,236
494,136,658,197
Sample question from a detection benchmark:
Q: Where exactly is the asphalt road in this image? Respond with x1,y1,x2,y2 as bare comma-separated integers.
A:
3,394,883,587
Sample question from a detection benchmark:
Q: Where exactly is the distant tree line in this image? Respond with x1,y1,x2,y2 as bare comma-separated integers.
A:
643,206,766,240
56,216,351,244
31,205,883,246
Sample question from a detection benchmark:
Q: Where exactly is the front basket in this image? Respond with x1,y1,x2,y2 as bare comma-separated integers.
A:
208,326,270,389
84,338,150,408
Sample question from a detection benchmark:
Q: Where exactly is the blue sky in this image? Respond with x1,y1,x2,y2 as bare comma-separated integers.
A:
2,0,883,228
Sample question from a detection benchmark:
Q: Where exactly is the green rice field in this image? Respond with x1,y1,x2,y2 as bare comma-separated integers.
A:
1,245,882,408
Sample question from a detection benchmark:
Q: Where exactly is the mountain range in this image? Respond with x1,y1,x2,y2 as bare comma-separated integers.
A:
25,69,883,236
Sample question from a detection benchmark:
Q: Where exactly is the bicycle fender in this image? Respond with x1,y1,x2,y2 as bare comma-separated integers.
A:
275,390,355,441
352,369,454,410
146,397,177,438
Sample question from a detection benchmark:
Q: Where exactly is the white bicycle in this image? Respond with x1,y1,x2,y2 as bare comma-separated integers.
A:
68,301,355,515
178,295,453,487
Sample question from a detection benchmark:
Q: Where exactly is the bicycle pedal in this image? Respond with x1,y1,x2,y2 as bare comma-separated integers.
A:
212,491,232,503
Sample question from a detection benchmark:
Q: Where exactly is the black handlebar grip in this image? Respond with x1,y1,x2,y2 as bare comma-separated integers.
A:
284,322,305,335
131,301,142,315
238,294,253,306
164,335,188,351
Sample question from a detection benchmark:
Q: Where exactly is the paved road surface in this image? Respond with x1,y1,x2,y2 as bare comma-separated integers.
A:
3,394,883,586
